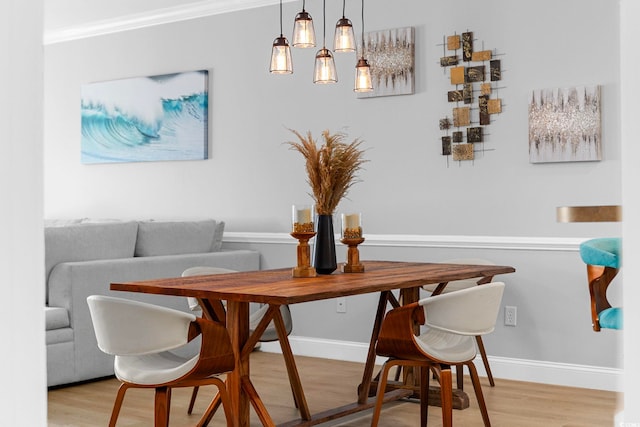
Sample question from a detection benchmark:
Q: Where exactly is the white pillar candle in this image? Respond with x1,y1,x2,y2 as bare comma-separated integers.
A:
297,208,312,224
344,213,360,229
341,213,362,238
292,204,314,233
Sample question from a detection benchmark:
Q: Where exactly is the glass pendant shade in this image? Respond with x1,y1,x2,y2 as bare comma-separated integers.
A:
354,57,373,92
334,18,355,52
313,48,337,84
270,36,293,74
292,10,316,47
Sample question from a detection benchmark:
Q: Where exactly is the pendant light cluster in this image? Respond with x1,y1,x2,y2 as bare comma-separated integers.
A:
270,0,373,92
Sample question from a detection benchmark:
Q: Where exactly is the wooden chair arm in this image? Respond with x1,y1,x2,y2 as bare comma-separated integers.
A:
375,302,425,360
186,317,236,379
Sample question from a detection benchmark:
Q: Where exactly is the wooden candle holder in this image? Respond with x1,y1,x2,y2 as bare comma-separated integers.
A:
341,237,365,273
291,232,317,278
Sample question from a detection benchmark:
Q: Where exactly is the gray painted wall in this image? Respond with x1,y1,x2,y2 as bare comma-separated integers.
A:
43,0,623,389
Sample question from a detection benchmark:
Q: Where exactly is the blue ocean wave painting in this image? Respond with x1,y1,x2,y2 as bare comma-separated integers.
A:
81,70,208,164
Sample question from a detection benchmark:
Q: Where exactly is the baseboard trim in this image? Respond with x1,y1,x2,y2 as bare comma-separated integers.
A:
260,336,622,392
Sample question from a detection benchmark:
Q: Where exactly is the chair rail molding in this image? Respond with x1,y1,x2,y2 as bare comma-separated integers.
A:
224,231,586,252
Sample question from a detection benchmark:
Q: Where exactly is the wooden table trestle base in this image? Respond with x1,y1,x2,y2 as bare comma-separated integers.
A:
111,261,515,427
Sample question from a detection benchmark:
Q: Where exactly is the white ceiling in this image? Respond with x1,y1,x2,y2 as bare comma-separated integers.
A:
44,0,285,42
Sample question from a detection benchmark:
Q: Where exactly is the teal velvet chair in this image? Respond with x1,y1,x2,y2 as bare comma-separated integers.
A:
579,237,623,331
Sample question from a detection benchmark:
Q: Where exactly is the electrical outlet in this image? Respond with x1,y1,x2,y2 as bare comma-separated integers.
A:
505,306,517,326
336,297,347,313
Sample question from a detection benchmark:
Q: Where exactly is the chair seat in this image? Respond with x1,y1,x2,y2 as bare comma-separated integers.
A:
599,307,623,330
579,237,621,268
415,328,477,363
115,351,198,385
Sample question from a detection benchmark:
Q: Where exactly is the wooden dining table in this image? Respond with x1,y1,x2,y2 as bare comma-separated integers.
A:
111,260,515,427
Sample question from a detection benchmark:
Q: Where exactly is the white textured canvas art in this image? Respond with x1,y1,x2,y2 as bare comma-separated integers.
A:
357,27,415,99
528,85,601,163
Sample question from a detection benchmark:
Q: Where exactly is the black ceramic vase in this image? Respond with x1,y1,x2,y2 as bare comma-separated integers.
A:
314,214,337,274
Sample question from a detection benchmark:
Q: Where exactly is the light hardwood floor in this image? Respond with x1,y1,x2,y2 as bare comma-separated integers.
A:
48,351,621,426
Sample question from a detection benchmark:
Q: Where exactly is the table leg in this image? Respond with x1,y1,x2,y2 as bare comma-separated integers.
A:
226,301,251,427
358,291,392,404
271,305,311,420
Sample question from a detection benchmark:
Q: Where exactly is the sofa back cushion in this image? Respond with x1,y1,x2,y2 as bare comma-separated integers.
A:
45,221,139,282
134,219,224,257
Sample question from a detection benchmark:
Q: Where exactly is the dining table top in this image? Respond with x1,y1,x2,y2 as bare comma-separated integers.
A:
110,260,516,305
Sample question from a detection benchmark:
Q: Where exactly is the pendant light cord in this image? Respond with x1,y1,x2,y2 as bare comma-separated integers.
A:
342,0,347,17
279,0,284,36
361,0,365,55
323,0,327,46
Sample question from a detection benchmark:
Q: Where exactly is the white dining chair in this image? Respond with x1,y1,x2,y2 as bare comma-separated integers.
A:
86,294,235,427
372,282,505,427
422,258,498,386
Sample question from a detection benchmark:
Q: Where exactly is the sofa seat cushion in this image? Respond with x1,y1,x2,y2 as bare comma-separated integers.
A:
135,219,225,256
45,306,70,331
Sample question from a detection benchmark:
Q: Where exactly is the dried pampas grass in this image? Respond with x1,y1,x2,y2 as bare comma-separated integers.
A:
287,129,367,215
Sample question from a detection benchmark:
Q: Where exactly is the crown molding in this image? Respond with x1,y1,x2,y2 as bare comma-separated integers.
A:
44,0,294,45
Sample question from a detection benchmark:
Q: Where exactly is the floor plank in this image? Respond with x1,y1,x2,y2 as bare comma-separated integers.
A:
48,351,621,426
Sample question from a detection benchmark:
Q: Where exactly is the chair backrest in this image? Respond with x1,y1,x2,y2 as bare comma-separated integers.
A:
419,282,505,336
181,267,237,311
87,295,196,356
422,258,496,293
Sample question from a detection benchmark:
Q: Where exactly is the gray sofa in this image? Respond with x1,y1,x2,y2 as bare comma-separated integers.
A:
45,219,260,387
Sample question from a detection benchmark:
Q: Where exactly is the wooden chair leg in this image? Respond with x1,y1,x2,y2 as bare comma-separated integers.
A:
420,365,430,427
371,361,394,427
439,365,453,427
393,365,402,381
154,386,171,427
467,361,491,427
188,386,200,414
455,364,464,390
475,335,495,386
109,383,131,427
